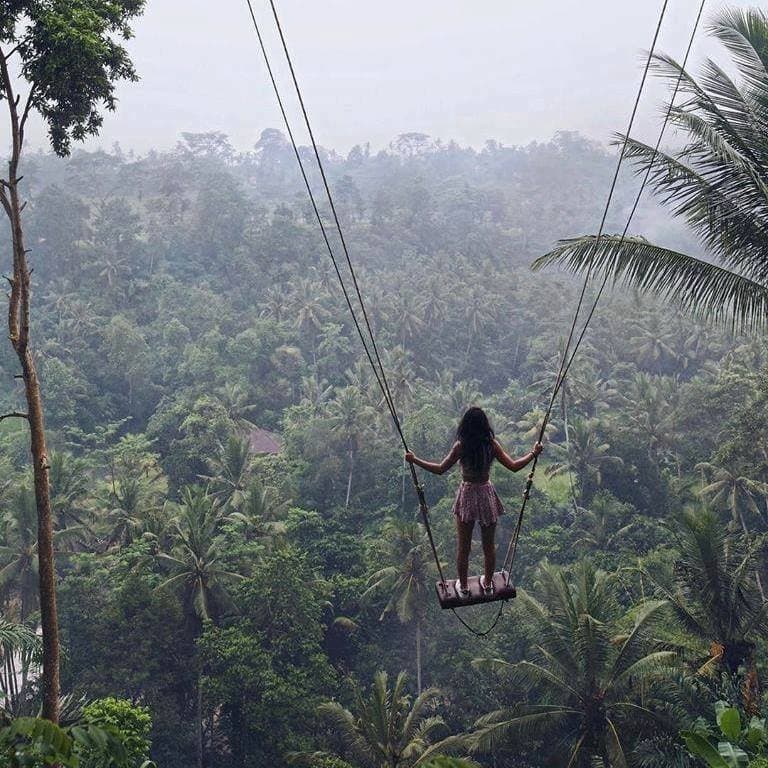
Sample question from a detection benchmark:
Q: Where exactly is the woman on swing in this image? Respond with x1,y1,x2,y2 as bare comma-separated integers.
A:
405,406,542,599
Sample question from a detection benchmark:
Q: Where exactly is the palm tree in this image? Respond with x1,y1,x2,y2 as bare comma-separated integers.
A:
534,8,768,337
365,520,432,693
156,485,243,768
226,481,288,543
618,373,681,466
156,486,242,626
290,671,470,768
464,287,497,359
628,313,680,372
299,373,333,413
48,451,92,531
101,434,166,548
215,382,258,431
0,617,39,722
545,417,623,504
695,461,768,534
382,346,416,416
572,494,638,553
199,435,253,511
259,284,291,322
435,372,482,417
290,279,329,362
325,386,374,508
102,474,161,549
0,487,83,621
471,561,674,767
0,489,40,623
514,408,558,443
646,508,768,676
387,291,424,353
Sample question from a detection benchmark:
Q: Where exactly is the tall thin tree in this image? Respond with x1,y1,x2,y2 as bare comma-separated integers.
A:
0,0,146,722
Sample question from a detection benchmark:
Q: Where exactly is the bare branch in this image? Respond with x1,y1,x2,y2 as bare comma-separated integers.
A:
0,411,28,423
0,43,22,172
19,85,36,137
3,45,21,61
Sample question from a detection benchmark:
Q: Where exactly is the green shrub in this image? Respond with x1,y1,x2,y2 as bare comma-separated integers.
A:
79,697,153,768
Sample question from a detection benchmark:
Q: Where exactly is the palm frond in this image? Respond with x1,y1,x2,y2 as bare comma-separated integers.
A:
534,235,768,335
611,651,679,689
605,718,629,768
469,707,577,754
708,8,768,107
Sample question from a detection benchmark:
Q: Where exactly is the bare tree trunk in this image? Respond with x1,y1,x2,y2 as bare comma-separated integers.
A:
0,50,59,725
562,390,578,513
415,617,422,695
345,446,354,509
197,673,204,768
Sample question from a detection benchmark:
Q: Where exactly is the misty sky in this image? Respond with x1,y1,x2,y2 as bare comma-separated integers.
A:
26,0,724,156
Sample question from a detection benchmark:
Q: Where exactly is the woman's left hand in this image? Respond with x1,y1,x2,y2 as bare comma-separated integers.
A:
405,451,416,464
532,442,544,457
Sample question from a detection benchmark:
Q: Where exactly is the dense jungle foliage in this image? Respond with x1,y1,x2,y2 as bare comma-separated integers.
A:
0,122,765,768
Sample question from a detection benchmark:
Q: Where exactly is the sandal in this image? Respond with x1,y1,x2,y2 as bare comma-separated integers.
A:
454,579,471,600
480,575,495,595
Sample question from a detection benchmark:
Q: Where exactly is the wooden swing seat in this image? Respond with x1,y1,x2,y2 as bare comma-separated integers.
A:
435,570,516,609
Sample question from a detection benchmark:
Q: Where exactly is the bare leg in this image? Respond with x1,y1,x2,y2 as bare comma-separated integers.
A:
480,523,496,585
455,518,474,589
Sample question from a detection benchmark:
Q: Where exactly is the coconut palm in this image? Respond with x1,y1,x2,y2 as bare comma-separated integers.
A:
618,373,681,466
471,561,674,768
0,618,39,721
628,313,680,372
0,489,42,623
381,346,416,416
572,494,638,553
695,461,768,534
48,451,92,531
299,373,334,413
156,486,242,768
290,278,329,361
259,284,291,322
514,408,558,444
545,417,623,503
0,488,83,621
534,8,768,336
435,372,482,416
199,435,253,511
387,290,425,352
102,474,162,549
226,481,288,543
646,508,768,675
290,671,471,768
101,434,166,548
325,386,374,508
156,486,242,626
365,520,433,693
215,382,258,431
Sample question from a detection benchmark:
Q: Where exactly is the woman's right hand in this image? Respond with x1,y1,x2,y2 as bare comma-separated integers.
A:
532,442,544,457
405,451,416,464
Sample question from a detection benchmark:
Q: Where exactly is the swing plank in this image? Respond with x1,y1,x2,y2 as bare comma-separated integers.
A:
435,570,516,609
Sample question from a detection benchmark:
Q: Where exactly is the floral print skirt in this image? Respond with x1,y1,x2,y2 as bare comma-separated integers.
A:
452,481,505,527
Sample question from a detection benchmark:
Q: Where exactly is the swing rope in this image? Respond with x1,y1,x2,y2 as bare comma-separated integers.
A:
244,0,448,592
243,0,702,635
501,0,705,583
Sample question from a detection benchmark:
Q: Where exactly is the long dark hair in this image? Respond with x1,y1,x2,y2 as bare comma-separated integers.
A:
456,406,495,474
